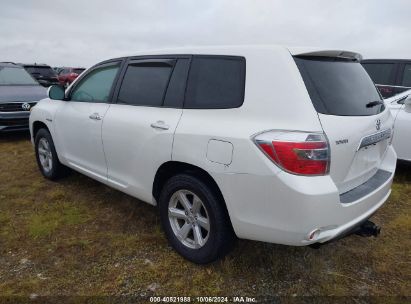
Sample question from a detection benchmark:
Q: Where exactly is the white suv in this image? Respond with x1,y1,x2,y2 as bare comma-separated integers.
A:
30,46,397,264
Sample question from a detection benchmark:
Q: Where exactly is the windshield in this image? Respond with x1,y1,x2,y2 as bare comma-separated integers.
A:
0,67,38,85
295,57,384,116
25,66,57,77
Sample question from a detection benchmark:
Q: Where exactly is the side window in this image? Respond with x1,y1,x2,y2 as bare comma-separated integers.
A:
70,63,120,103
362,63,395,85
184,56,246,109
401,64,411,87
117,60,174,107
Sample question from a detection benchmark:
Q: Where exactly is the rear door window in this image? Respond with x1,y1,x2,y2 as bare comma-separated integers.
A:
117,60,174,107
361,63,395,85
295,57,384,116
184,56,246,109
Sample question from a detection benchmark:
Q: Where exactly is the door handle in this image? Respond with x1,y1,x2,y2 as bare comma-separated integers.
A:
150,120,169,130
89,113,102,120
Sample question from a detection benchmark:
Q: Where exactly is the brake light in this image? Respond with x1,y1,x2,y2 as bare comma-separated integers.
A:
254,131,329,176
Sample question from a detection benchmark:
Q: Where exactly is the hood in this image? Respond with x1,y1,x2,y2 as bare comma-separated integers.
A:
0,85,47,102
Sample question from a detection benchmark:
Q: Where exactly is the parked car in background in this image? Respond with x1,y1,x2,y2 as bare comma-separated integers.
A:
30,46,396,263
53,67,63,74
57,67,85,87
384,89,411,162
20,63,60,87
362,59,411,98
0,62,47,132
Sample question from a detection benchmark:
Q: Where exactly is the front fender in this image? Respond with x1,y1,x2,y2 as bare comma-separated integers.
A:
29,98,60,144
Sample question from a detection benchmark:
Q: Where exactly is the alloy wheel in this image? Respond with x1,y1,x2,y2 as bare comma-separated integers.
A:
38,138,53,173
168,190,210,249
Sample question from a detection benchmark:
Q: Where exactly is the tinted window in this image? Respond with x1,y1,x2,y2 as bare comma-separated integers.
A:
185,56,245,109
402,64,411,87
71,64,119,102
73,68,85,75
25,66,56,77
117,61,173,107
295,57,384,116
0,67,38,85
361,63,395,85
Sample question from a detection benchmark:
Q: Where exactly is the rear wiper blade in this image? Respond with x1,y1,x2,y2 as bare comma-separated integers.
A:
366,100,384,108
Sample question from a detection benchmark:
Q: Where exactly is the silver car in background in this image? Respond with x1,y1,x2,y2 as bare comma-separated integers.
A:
0,62,47,132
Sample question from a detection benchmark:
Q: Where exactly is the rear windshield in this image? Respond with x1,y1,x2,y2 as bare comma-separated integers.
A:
73,68,85,74
295,57,384,116
25,66,56,77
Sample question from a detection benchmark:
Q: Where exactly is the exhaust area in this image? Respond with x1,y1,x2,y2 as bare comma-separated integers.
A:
354,220,381,237
309,220,381,249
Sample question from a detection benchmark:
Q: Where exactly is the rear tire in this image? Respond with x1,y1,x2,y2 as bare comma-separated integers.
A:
158,174,235,264
34,128,69,180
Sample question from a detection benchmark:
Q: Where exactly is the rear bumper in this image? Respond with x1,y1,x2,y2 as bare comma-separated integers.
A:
213,145,396,245
0,112,30,132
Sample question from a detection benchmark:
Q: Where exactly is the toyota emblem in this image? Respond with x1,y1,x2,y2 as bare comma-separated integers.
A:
22,103,31,111
376,119,381,131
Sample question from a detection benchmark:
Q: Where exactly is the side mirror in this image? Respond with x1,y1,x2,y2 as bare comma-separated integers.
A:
47,85,65,100
405,95,411,106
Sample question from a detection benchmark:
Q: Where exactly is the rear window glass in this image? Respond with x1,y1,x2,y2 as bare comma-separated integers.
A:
361,63,395,85
401,64,411,87
73,68,85,75
25,66,56,77
184,56,245,109
295,57,384,116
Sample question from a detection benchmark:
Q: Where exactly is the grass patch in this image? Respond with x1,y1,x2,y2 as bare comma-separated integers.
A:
28,203,90,239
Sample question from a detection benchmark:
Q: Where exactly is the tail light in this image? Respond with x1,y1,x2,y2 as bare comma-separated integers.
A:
253,131,330,176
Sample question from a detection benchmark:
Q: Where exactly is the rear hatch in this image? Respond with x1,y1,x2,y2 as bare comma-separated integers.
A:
293,51,394,194
24,66,59,82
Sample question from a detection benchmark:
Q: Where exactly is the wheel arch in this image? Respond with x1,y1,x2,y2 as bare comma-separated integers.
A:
152,161,233,225
32,121,50,140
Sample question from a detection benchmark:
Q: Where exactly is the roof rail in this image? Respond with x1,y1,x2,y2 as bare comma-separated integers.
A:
0,61,17,65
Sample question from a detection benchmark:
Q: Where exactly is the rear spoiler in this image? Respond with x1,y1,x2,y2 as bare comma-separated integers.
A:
288,48,362,62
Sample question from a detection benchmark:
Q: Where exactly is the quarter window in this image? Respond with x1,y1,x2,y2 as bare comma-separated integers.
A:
117,61,174,107
71,64,120,102
184,56,246,109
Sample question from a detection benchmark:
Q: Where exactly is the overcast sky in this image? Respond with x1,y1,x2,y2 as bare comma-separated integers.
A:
0,0,409,68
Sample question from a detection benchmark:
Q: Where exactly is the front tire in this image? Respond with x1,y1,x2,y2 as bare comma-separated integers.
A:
158,174,235,264
34,128,68,180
